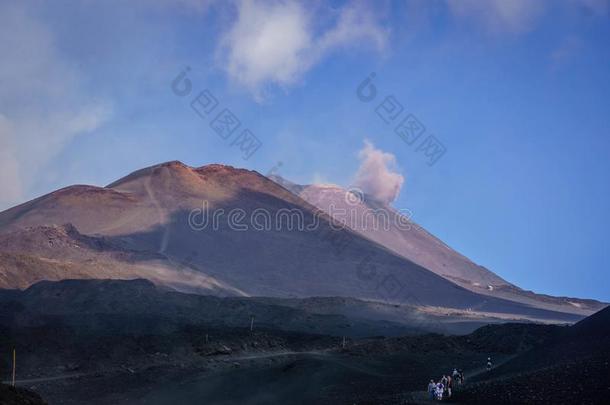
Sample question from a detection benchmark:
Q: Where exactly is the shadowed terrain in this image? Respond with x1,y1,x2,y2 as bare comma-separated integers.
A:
0,384,47,405
453,306,610,404
0,279,587,405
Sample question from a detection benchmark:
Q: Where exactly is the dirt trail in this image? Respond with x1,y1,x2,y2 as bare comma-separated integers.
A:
401,355,518,404
3,349,332,387
3,373,88,385
224,349,330,362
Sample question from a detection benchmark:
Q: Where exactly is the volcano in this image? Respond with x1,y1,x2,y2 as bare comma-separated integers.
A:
0,161,603,324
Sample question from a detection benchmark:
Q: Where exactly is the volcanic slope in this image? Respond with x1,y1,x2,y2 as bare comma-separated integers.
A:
0,162,596,322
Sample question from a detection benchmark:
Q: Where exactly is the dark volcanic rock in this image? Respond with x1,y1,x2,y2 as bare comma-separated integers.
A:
454,306,610,404
0,384,47,405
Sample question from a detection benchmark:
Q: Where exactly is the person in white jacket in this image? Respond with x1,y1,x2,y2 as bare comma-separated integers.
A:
435,382,444,400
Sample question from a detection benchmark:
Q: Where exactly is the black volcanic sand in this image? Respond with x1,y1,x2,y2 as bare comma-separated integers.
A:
25,350,509,405
452,357,610,404
1,279,607,404
13,313,609,405
0,383,47,405
3,323,556,405
452,306,610,404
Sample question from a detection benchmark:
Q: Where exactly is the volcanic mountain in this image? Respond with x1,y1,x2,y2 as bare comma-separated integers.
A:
0,161,603,324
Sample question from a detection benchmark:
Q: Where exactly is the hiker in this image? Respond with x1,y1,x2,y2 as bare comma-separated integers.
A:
435,381,444,400
447,375,453,398
439,375,447,398
459,369,465,384
427,380,436,400
486,357,492,371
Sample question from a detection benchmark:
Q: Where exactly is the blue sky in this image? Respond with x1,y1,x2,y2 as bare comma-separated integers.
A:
1,0,609,301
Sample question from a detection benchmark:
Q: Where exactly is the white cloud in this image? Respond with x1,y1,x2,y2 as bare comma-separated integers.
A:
353,140,404,205
0,3,112,210
218,0,388,100
220,0,312,94
446,0,545,34
316,2,389,56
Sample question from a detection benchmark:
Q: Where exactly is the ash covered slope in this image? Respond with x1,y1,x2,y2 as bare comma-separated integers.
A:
0,162,595,322
269,175,604,316
0,224,233,294
456,306,610,404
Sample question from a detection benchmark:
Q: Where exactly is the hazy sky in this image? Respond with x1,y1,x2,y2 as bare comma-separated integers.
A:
1,0,609,301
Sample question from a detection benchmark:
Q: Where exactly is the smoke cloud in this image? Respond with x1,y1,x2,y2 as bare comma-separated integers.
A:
0,2,111,210
353,140,404,204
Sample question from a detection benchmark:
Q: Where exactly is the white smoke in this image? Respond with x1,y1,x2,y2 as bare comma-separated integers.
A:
353,140,404,205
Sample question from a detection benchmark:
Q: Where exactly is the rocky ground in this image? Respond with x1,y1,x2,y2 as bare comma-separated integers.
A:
0,280,607,404
452,356,610,404
0,383,47,405
0,322,549,404
451,304,610,404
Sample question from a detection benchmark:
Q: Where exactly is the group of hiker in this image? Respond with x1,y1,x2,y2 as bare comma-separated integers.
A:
427,358,492,401
427,368,463,401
